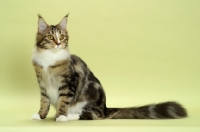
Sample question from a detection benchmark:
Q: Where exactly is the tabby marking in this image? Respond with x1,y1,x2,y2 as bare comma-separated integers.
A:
31,14,187,122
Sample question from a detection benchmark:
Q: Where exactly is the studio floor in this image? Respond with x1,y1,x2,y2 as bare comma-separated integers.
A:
0,92,200,132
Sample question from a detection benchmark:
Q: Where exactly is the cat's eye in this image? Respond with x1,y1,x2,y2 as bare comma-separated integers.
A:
48,35,54,40
60,34,65,40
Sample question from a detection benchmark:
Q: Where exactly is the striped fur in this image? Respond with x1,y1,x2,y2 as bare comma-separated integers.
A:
106,102,187,119
31,15,187,121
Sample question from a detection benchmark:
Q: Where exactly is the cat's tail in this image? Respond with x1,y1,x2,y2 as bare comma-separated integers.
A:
105,101,187,119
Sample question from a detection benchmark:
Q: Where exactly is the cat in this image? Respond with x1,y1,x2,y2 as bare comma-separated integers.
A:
31,14,187,122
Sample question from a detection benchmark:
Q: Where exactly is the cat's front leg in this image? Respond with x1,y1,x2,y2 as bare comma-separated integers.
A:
55,85,74,122
31,89,50,120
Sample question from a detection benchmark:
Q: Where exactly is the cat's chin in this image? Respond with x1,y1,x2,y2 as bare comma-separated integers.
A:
50,47,64,53
54,45,62,49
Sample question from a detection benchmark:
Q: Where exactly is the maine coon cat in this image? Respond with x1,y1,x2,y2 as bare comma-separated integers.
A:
31,14,187,121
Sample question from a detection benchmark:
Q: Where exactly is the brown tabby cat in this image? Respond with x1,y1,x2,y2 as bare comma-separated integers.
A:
31,14,187,121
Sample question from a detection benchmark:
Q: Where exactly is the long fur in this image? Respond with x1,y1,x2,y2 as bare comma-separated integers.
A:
31,15,187,121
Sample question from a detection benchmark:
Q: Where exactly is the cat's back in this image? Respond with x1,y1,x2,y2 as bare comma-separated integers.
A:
70,54,90,75
69,54,100,84
70,54,102,88
70,54,88,68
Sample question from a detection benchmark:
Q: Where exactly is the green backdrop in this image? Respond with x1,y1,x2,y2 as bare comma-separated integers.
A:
0,0,199,131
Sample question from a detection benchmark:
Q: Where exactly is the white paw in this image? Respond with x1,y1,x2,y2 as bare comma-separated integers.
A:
31,113,41,120
68,114,80,120
56,115,68,122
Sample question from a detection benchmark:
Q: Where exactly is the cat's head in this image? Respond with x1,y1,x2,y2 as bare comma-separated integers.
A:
36,14,69,50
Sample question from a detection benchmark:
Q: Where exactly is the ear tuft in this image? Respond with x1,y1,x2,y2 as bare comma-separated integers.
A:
38,15,48,33
37,14,42,18
65,13,69,18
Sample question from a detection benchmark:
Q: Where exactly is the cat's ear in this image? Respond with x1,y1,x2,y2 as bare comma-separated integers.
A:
38,14,48,33
58,13,69,30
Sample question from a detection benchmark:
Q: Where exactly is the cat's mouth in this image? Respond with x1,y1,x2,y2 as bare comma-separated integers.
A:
54,45,62,49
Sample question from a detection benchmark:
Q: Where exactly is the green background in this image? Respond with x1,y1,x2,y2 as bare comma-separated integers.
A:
0,0,200,131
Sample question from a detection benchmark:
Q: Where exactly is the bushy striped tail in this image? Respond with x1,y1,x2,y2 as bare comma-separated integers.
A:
106,101,187,119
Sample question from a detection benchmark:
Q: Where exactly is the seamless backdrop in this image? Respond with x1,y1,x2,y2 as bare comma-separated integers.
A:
0,0,200,132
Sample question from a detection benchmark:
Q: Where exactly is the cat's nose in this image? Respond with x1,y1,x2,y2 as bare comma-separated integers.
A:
56,42,61,45
55,38,61,45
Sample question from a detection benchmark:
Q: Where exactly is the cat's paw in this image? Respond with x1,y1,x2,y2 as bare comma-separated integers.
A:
56,115,68,122
31,113,41,120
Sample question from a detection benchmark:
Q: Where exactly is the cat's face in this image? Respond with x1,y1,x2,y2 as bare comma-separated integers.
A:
36,14,69,50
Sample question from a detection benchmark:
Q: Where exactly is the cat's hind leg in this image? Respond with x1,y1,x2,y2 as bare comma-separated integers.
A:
79,111,104,120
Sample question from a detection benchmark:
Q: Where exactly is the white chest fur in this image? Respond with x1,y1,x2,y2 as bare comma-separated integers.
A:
32,48,70,106
32,48,70,71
